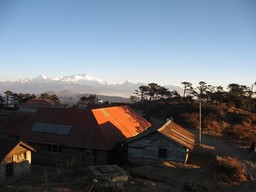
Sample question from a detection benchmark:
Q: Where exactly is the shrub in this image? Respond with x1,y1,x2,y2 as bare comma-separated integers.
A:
212,156,247,184
223,125,253,144
177,113,199,129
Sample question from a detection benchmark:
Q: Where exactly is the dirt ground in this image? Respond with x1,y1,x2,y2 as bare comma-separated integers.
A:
1,133,256,192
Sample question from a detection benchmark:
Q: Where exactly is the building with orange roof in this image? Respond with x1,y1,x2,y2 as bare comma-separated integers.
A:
4,106,151,167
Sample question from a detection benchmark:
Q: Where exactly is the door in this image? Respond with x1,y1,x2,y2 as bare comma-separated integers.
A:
6,163,13,177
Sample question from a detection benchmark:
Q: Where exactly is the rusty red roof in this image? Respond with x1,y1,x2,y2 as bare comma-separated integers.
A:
92,106,150,138
19,98,56,108
124,120,195,150
16,106,150,150
158,120,195,150
3,112,33,136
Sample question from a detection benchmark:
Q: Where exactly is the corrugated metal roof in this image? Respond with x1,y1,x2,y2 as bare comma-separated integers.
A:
92,106,151,139
3,112,33,136
19,98,56,108
15,106,151,150
158,120,195,150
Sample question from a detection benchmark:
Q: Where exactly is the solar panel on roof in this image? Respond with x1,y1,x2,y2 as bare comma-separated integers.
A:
31,122,72,135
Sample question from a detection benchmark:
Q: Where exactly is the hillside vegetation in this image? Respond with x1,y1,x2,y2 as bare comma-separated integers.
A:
131,102,256,145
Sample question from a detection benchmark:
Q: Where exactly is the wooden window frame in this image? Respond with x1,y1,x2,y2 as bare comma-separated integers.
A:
47,144,62,152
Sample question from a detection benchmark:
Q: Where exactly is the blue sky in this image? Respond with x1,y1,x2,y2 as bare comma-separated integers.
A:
0,0,255,88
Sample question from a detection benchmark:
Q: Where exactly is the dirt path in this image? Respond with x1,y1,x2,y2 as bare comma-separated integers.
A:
198,133,256,187
200,134,251,161
189,133,256,192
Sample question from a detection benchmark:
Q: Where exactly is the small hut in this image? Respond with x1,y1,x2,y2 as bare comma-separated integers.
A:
126,120,195,164
0,140,36,183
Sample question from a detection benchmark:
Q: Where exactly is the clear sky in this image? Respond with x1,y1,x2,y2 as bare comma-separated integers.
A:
0,0,255,88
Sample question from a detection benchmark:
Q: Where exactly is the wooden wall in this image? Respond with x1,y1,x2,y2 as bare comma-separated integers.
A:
127,132,188,164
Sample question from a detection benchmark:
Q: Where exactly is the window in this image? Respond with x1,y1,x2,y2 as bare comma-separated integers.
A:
47,144,62,152
52,145,58,152
158,148,167,158
129,146,145,149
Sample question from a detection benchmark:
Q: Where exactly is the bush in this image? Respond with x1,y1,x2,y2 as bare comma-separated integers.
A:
223,125,253,144
177,113,199,129
212,156,248,184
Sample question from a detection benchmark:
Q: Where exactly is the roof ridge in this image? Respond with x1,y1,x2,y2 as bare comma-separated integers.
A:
157,120,171,132
89,109,112,149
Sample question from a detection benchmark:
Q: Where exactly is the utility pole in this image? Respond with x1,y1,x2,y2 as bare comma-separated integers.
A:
199,96,202,146
250,82,256,143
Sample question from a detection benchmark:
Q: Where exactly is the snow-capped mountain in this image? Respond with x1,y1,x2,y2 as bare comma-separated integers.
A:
0,74,182,98
55,74,107,84
23,74,107,84
30,74,51,83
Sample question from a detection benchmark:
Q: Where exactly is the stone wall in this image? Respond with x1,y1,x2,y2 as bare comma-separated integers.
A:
30,143,110,167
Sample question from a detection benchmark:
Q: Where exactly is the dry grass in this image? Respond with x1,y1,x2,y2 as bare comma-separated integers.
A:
173,103,256,144
161,161,200,169
212,156,248,185
178,113,199,129
224,124,254,145
123,177,171,192
199,144,216,150
129,162,205,191
1,151,255,191
0,165,87,192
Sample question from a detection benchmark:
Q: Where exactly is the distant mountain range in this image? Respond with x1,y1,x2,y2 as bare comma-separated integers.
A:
0,74,182,100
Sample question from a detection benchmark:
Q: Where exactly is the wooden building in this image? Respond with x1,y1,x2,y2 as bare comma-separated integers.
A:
126,120,195,164
0,140,36,183
4,106,151,167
